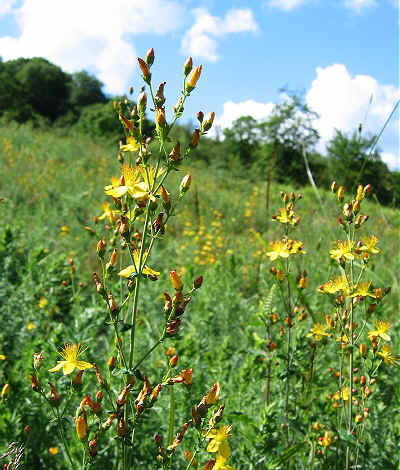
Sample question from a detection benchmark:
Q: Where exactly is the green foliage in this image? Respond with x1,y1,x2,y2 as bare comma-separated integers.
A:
69,71,107,109
326,129,397,205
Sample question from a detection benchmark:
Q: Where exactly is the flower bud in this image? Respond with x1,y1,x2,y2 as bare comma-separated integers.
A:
337,186,344,201
137,89,147,115
168,141,181,162
30,373,41,393
1,384,9,399
179,174,191,194
96,240,106,258
33,352,44,370
193,276,203,289
48,382,61,407
154,81,166,107
169,355,178,367
117,417,129,437
170,270,183,291
89,435,98,459
76,413,88,441
202,111,215,132
155,107,167,137
173,96,183,114
189,129,200,148
146,48,154,67
359,344,367,357
185,65,202,93
138,57,151,83
331,181,338,192
183,57,193,77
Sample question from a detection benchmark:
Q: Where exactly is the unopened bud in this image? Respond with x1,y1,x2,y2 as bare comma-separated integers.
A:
155,81,166,107
168,141,181,162
146,48,154,67
138,57,151,83
137,90,147,115
202,111,215,132
180,174,191,194
183,57,193,77
189,129,200,148
193,276,203,289
337,186,344,201
97,240,106,258
185,65,202,93
331,181,338,192
170,270,183,291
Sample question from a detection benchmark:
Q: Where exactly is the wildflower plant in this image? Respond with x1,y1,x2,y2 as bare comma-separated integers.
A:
312,182,395,469
29,50,233,470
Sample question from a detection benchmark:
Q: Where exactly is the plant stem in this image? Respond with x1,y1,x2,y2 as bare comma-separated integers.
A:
54,407,75,469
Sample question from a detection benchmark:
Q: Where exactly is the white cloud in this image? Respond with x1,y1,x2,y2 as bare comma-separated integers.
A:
0,0,184,94
211,99,274,137
381,152,399,171
0,0,18,16
343,0,377,13
181,8,258,62
267,0,309,11
306,64,399,165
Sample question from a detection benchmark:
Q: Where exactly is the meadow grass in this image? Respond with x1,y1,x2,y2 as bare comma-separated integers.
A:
0,120,398,469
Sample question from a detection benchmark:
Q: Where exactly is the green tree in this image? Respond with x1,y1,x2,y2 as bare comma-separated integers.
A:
257,91,320,185
222,115,260,165
326,129,395,205
69,71,107,108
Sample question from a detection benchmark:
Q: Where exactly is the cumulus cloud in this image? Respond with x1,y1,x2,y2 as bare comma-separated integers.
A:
306,64,399,162
211,99,274,138
343,0,377,13
266,0,310,11
181,8,258,62
381,152,399,171
0,0,18,15
0,0,184,94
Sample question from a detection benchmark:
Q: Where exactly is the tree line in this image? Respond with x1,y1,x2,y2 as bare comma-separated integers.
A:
0,57,397,205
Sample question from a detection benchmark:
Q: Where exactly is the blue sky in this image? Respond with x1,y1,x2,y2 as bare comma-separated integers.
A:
0,0,398,168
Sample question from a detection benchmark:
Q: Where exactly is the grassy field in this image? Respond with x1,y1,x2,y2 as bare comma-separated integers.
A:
0,123,398,469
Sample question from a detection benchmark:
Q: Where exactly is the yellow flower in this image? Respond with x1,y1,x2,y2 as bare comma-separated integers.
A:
276,208,296,225
330,240,354,261
27,321,36,330
118,249,160,278
333,387,350,401
368,320,391,342
0,355,5,360
49,447,59,455
205,381,221,405
213,443,234,469
377,345,399,366
38,297,48,309
120,136,140,152
104,164,141,199
48,343,92,375
287,239,305,254
60,225,70,236
320,431,331,447
349,281,377,298
136,165,167,201
359,235,381,255
98,202,119,223
266,241,290,261
206,425,232,453
307,323,331,341
319,276,350,295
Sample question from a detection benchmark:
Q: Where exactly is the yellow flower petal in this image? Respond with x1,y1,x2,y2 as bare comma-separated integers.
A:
118,265,136,278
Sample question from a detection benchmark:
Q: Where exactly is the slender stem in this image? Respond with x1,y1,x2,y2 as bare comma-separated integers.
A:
168,386,175,447
54,407,75,469
129,204,151,369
